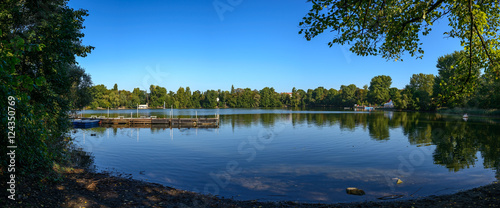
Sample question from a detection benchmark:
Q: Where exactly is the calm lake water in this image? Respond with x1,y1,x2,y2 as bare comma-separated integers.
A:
72,109,500,203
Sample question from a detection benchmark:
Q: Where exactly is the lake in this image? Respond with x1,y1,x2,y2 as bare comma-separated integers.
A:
72,109,500,203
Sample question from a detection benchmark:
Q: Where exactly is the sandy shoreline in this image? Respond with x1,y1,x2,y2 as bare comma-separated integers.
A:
3,166,499,208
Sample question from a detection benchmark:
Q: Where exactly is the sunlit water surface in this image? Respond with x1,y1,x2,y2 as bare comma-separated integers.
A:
72,109,500,203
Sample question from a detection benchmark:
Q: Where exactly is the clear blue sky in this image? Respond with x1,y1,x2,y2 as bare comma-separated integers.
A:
68,0,463,93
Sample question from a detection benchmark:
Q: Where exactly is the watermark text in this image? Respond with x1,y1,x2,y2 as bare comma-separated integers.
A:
7,95,17,200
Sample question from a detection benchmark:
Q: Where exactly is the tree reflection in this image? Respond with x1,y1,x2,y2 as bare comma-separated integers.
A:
368,114,390,140
475,124,500,177
431,120,479,172
88,111,500,173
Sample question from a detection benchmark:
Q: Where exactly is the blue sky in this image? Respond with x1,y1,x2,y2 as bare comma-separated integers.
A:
68,0,463,93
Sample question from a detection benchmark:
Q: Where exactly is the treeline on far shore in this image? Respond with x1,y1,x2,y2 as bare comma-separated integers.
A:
88,51,500,112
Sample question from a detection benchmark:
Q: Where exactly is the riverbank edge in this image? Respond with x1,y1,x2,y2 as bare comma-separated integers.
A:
3,164,499,208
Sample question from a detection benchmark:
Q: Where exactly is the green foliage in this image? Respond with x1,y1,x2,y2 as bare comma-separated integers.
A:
468,72,500,109
201,90,219,108
299,1,500,65
259,87,281,107
299,0,500,100
407,73,435,110
67,64,93,110
340,84,358,106
150,85,167,108
0,0,93,179
433,51,480,107
392,89,406,110
191,90,202,108
84,83,367,109
368,75,392,105
389,87,400,101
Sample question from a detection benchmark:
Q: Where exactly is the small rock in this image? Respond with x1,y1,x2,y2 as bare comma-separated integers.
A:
346,187,365,195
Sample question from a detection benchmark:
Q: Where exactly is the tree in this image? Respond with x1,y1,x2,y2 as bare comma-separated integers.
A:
355,85,368,106
433,51,480,107
260,87,281,107
389,87,400,101
0,0,93,178
119,90,131,107
176,87,186,108
368,75,392,105
108,91,120,108
219,90,229,108
191,90,202,108
468,73,500,109
149,85,167,108
132,88,147,105
306,89,315,105
113,83,118,91
90,84,108,108
407,73,435,110
280,93,291,107
326,88,339,106
340,84,357,106
201,90,219,108
297,89,307,107
291,87,300,107
67,64,93,110
185,87,192,108
313,86,327,105
299,0,500,94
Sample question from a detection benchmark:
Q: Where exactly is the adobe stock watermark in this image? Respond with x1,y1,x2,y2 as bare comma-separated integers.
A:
213,0,243,21
6,95,17,200
141,64,169,91
195,120,288,197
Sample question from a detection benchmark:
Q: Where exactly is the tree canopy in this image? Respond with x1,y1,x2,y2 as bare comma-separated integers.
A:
433,51,481,107
1,0,93,178
299,0,499,65
368,75,392,105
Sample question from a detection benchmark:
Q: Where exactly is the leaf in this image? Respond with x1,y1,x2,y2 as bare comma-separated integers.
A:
36,77,46,86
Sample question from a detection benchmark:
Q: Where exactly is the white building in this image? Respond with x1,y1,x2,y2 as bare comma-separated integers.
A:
138,104,148,109
383,100,394,108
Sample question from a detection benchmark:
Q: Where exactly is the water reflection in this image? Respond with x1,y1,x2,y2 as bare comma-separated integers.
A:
86,112,500,174
74,110,500,202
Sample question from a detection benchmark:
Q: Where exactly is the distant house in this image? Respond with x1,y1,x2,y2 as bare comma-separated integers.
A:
384,100,394,108
281,92,293,97
138,104,148,109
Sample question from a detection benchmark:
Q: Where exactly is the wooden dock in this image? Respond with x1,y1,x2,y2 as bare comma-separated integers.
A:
77,116,219,128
